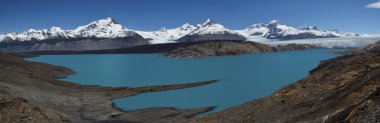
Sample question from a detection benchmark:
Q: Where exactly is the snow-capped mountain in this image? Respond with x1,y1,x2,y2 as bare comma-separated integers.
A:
235,20,359,41
175,19,246,42
71,17,138,38
188,19,238,35
0,17,141,42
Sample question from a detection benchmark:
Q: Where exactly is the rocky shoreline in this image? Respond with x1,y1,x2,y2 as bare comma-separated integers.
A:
186,41,380,123
0,51,218,122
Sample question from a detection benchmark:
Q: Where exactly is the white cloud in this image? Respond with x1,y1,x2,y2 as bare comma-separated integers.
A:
366,1,380,9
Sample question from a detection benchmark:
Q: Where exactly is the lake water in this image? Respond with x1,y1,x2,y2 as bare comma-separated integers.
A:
27,49,341,113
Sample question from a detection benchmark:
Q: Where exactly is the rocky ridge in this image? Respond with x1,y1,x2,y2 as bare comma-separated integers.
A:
162,41,320,58
186,41,380,122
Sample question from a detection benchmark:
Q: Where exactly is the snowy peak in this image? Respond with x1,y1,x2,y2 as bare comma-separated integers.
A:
49,26,68,38
72,17,135,38
199,19,221,28
189,19,237,35
97,17,117,24
200,18,214,26
89,17,118,26
269,20,281,25
104,17,117,24
74,17,120,32
176,19,246,42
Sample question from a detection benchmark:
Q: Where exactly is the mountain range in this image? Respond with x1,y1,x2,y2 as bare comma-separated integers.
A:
235,20,359,41
0,18,143,41
137,19,359,43
0,17,360,52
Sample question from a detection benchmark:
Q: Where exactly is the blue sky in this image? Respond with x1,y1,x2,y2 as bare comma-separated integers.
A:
1,0,379,34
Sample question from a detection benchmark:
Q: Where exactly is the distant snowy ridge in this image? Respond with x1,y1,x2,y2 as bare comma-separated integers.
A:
0,17,364,44
140,19,360,43
234,20,359,41
135,19,242,44
0,27,69,41
0,17,139,42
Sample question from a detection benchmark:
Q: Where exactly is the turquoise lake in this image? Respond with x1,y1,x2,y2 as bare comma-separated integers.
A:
27,49,341,113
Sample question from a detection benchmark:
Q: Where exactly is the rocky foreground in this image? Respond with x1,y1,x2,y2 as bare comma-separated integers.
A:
186,41,380,123
162,41,320,58
0,51,217,123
